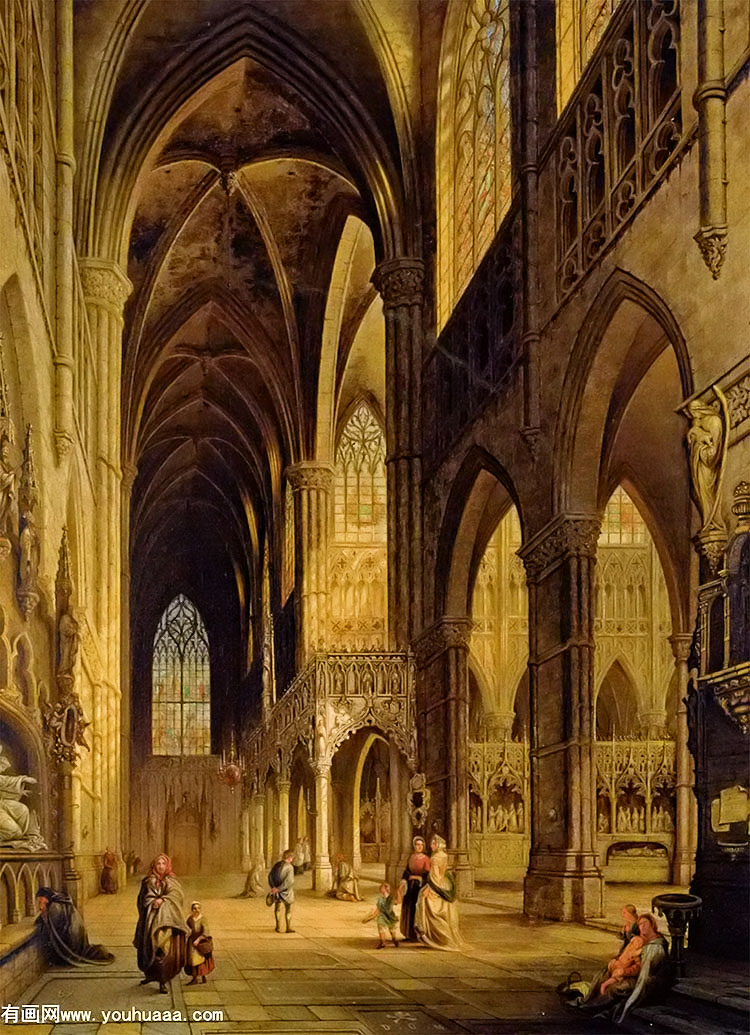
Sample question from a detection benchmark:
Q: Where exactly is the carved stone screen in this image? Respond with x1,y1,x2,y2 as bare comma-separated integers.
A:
151,594,211,756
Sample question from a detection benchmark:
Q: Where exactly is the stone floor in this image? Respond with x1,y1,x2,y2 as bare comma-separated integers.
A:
11,872,745,1035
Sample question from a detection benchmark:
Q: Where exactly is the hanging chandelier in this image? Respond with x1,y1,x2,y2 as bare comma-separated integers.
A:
217,733,244,791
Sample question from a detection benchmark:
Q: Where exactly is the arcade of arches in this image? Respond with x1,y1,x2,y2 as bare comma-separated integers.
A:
0,0,748,1005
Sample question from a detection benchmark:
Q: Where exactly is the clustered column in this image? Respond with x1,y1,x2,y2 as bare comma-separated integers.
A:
372,258,424,649
520,516,603,921
414,617,473,897
312,760,332,891
287,462,333,667
79,258,132,853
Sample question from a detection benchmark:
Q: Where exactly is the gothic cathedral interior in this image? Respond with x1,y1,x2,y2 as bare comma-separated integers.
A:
0,0,747,1027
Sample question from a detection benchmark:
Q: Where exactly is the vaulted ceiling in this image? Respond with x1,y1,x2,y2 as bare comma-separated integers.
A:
76,1,410,706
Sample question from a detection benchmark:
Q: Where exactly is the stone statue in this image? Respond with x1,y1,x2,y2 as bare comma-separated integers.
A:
0,434,16,542
0,742,47,851
58,610,80,676
17,510,40,616
685,400,725,530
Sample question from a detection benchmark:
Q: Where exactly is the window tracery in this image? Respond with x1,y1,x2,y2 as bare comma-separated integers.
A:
330,401,387,650
152,594,210,756
438,0,512,330
557,0,620,112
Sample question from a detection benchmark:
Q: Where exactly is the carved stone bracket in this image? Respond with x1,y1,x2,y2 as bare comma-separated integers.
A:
519,514,600,582
372,257,424,309
413,617,472,669
694,225,728,279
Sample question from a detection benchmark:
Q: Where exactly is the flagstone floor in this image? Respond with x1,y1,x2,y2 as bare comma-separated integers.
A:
13,871,686,1035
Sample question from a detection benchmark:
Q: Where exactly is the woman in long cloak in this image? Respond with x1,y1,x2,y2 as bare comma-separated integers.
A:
133,854,188,993
414,834,467,950
36,887,114,966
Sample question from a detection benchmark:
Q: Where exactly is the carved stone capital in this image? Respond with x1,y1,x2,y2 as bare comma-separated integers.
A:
79,258,132,311
372,258,424,309
669,633,693,665
286,461,334,493
121,462,139,492
519,515,601,581
413,617,472,668
694,225,727,280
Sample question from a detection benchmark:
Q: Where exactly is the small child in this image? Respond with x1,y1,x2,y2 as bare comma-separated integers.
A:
185,901,214,985
362,882,399,949
599,933,644,994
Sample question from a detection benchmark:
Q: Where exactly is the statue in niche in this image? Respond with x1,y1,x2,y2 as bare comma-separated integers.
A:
57,610,80,679
0,433,16,550
0,742,46,850
685,399,725,530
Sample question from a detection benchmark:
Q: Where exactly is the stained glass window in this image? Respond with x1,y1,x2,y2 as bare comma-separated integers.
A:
557,0,620,112
334,402,387,544
152,594,211,755
437,0,512,330
599,486,647,545
282,481,294,603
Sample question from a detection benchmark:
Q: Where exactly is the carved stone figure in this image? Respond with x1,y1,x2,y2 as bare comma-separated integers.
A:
685,400,725,530
0,434,16,544
0,743,47,850
57,610,80,677
17,511,40,617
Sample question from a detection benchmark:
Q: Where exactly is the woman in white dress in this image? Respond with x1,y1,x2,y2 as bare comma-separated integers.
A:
414,834,466,951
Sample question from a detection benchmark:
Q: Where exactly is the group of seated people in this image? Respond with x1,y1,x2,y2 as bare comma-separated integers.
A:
559,903,672,1025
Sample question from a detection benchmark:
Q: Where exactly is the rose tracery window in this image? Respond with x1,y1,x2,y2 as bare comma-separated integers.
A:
438,0,512,330
152,594,211,756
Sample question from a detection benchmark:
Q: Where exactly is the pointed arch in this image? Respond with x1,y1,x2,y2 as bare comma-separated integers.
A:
554,268,692,514
435,446,523,620
595,658,640,738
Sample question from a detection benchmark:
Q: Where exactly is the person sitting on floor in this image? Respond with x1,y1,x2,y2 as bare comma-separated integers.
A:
36,887,114,967
329,853,362,901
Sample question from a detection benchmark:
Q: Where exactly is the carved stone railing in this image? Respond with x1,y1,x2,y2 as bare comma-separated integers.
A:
423,208,521,468
549,0,683,297
244,651,416,785
0,853,64,928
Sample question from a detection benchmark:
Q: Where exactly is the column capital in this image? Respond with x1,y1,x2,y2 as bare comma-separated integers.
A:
121,461,138,491
519,514,600,582
286,461,334,493
78,258,132,310
414,616,472,668
372,257,424,309
276,778,292,794
669,633,693,663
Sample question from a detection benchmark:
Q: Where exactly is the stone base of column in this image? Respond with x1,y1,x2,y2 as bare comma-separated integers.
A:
386,855,407,894
313,856,332,893
671,850,695,886
524,853,603,921
450,850,475,899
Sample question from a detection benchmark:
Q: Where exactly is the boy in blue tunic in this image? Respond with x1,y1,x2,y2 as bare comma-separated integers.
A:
362,882,399,948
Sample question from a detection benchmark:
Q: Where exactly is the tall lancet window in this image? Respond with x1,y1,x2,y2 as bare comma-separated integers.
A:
152,594,211,755
556,0,619,111
437,0,512,330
